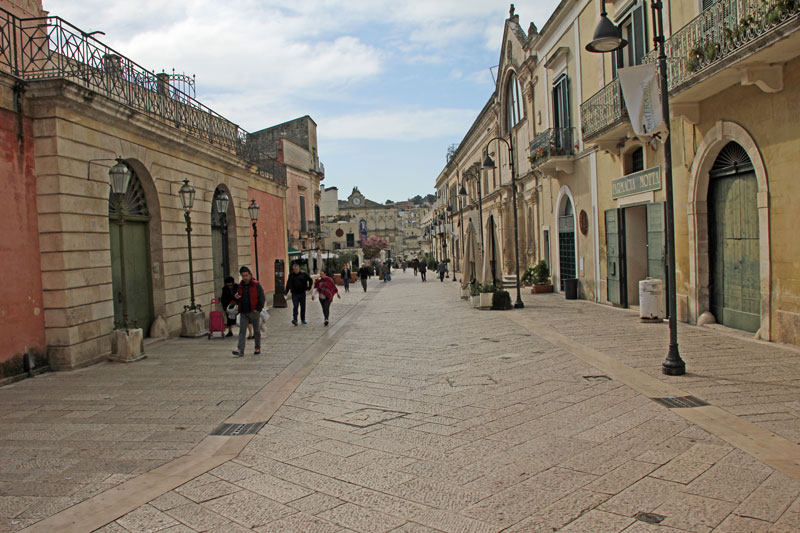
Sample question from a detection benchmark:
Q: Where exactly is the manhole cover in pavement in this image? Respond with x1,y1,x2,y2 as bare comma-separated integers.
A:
325,408,409,428
634,512,665,524
651,395,709,408
210,422,266,436
446,375,497,387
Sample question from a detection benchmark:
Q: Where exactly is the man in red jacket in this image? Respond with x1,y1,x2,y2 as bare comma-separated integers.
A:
232,266,266,357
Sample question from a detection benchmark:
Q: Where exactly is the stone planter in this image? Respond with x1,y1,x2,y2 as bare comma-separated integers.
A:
470,295,480,308
479,292,494,309
460,288,470,300
531,284,553,293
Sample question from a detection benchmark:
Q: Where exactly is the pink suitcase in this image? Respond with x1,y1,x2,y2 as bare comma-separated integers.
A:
208,298,226,338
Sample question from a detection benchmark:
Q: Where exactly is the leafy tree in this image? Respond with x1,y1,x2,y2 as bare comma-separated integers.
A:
385,199,394,204
362,236,389,260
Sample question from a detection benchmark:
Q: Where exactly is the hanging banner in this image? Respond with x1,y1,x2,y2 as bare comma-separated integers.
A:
617,64,665,137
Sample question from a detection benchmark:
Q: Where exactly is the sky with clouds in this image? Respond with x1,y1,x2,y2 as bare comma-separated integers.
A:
44,0,560,203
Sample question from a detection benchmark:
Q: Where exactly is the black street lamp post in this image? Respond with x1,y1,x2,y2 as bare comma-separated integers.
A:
586,0,685,375
178,179,198,311
214,189,231,277
483,137,524,309
89,158,133,329
458,181,468,281
248,199,261,280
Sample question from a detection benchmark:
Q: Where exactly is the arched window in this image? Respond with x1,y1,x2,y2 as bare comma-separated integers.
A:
506,72,522,131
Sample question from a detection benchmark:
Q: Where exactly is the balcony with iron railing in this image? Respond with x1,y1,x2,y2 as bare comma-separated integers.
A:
580,78,631,145
643,0,800,101
0,8,286,186
529,127,577,174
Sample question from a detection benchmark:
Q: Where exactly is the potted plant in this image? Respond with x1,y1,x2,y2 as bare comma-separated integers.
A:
530,260,553,293
478,283,496,309
492,290,512,310
468,280,481,307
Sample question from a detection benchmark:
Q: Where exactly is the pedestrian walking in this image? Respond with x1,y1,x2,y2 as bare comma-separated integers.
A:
231,266,265,357
358,264,371,292
341,265,352,293
419,259,427,282
285,262,313,325
412,258,419,276
312,270,341,326
220,276,238,337
438,260,447,282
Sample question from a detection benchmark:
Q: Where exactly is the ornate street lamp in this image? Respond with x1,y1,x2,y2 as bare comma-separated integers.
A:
458,181,468,282
586,0,685,376
585,0,628,53
447,205,456,282
484,138,523,309
214,189,231,277
89,157,133,329
248,199,261,280
178,179,198,312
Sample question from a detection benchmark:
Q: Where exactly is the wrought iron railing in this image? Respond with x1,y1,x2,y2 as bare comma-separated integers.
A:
580,78,627,141
529,127,577,165
0,8,286,186
644,0,800,91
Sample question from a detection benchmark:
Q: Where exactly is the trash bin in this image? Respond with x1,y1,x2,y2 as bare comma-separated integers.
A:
564,278,578,300
639,278,663,322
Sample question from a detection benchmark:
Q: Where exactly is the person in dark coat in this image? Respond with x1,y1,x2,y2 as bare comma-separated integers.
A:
341,265,352,293
220,276,238,337
285,262,313,325
232,266,266,357
358,264,371,292
418,259,427,282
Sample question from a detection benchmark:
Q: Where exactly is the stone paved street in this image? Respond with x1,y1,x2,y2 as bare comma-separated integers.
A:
4,272,800,532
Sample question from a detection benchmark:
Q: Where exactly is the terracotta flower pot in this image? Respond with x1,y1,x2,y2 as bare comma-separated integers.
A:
531,284,553,294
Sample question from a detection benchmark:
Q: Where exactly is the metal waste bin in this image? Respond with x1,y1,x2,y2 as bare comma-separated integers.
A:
639,278,663,321
564,278,578,300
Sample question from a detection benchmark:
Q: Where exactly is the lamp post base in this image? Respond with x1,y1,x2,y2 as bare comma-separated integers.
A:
180,310,208,338
109,328,145,363
662,345,686,375
514,300,525,309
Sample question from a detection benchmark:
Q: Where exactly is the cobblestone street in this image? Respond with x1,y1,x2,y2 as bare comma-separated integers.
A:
4,271,800,532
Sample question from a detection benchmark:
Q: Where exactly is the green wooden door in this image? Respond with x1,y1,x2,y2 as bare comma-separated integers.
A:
709,170,760,333
605,209,626,305
110,221,154,332
646,202,667,314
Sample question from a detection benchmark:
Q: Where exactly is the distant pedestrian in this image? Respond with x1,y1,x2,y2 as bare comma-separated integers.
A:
285,262,313,325
438,261,447,282
312,270,341,326
341,265,352,293
419,259,427,282
220,276,238,337
402,261,406,273
232,266,265,357
358,264,371,292
412,258,419,276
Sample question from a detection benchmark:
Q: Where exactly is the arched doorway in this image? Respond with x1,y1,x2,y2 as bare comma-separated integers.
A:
558,196,577,290
708,142,760,333
211,187,231,297
109,165,154,333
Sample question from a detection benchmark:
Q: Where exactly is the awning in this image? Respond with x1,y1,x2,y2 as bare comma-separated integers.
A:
288,246,302,257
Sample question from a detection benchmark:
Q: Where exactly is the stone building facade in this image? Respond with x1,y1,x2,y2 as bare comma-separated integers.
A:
249,116,324,256
437,1,800,346
0,1,291,373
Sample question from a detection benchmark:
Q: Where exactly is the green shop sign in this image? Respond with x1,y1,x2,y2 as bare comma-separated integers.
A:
612,167,661,199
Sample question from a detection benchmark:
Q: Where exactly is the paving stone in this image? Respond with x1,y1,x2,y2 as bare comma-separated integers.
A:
115,504,180,533
164,502,232,531
653,492,738,531
558,509,635,531
318,502,406,532
233,473,314,504
202,488,296,528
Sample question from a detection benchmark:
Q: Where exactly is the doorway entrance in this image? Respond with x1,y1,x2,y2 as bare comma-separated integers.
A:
605,202,666,311
708,142,760,333
109,167,154,333
558,198,576,290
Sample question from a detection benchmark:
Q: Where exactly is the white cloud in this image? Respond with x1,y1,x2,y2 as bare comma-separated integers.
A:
321,108,479,141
